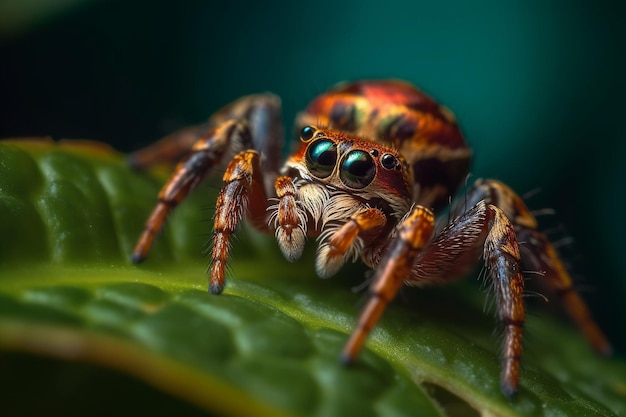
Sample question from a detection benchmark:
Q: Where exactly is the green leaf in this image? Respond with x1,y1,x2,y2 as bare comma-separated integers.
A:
1,139,625,417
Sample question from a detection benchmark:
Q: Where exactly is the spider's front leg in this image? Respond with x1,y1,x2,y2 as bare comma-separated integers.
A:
341,205,435,364
210,150,270,294
343,196,526,397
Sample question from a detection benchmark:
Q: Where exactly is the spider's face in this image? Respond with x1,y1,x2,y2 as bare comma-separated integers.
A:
284,126,413,223
275,125,413,278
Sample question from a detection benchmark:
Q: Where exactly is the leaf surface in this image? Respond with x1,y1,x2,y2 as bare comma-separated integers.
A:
1,139,624,417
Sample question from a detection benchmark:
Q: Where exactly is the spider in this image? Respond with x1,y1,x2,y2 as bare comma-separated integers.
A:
129,79,611,397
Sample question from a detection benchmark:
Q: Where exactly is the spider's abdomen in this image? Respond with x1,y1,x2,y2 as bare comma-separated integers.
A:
296,79,472,211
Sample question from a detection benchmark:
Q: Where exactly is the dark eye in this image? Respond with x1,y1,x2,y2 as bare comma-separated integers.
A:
340,150,376,189
381,154,398,170
306,139,337,178
300,126,316,141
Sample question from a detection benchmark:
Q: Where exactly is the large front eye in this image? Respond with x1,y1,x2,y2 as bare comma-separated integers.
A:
339,150,375,189
306,139,337,178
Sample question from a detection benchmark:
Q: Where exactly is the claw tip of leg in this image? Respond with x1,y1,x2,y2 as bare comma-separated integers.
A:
209,282,224,295
339,352,355,367
598,343,614,357
500,382,519,399
130,253,145,264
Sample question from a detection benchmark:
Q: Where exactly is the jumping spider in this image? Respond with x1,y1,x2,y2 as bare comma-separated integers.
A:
129,79,611,397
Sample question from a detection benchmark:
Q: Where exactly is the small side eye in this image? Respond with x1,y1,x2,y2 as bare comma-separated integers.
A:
306,139,337,178
381,154,398,170
300,126,316,141
340,150,376,189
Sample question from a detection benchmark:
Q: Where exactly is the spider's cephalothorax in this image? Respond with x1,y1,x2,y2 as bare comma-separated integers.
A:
129,79,611,398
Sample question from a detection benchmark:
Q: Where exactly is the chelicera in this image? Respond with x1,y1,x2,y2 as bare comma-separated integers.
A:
129,79,611,397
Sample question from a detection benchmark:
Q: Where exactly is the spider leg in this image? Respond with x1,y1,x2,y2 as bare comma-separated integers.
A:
481,204,526,398
131,120,251,263
343,197,525,397
131,94,283,264
210,150,268,294
128,93,282,179
421,199,526,397
519,229,612,355
341,205,435,364
465,179,612,356
128,122,212,169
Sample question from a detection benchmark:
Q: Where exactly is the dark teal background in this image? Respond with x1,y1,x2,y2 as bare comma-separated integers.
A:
1,0,624,352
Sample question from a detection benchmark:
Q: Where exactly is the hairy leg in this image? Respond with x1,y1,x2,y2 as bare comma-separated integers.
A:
467,179,612,355
341,206,435,366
